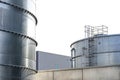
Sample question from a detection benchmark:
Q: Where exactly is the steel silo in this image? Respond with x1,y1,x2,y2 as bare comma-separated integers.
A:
71,34,120,68
0,0,37,80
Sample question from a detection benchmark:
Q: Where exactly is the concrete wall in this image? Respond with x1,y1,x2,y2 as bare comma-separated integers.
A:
35,65,120,80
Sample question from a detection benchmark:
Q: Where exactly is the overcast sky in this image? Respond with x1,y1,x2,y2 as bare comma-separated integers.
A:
36,0,120,56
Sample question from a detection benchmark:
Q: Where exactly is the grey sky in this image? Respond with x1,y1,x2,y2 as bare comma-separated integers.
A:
36,0,120,56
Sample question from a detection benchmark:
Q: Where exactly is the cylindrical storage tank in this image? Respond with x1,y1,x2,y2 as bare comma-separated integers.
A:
1,0,36,15
71,34,120,68
0,1,37,39
71,39,89,68
0,0,37,80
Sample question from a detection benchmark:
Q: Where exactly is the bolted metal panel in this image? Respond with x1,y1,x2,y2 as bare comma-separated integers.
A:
0,65,36,80
0,2,36,39
0,0,37,79
71,39,89,68
0,0,36,16
0,31,36,69
71,34,120,68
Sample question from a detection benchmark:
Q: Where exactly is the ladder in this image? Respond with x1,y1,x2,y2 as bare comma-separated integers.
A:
88,37,95,66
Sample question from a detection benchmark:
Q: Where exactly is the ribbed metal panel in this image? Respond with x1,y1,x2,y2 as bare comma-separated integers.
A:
1,0,36,15
0,1,37,40
0,65,36,80
0,0,37,80
0,31,36,69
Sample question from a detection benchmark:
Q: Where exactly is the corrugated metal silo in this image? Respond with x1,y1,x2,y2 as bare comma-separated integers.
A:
71,34,120,68
0,0,37,80
70,26,120,68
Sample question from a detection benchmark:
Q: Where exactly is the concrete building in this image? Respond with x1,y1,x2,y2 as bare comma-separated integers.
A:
36,51,71,70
